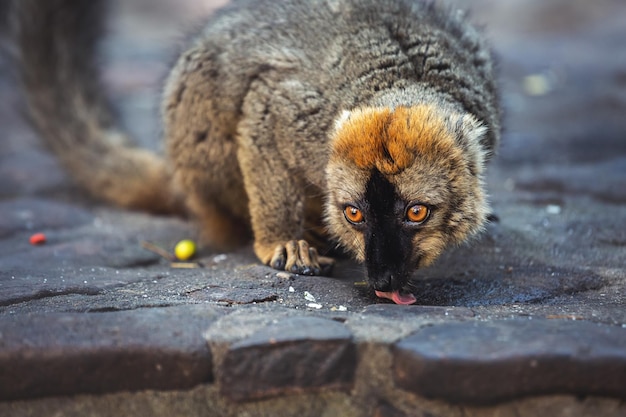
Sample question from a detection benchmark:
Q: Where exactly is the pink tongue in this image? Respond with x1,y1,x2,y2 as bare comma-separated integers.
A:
375,290,417,305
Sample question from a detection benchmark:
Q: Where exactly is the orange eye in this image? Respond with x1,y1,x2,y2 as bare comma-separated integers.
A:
406,204,429,224
344,205,364,224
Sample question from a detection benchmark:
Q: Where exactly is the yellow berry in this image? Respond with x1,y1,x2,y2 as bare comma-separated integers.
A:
174,239,196,261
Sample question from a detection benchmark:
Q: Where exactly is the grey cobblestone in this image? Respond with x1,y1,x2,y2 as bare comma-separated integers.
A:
220,316,356,401
393,319,626,404
0,305,220,400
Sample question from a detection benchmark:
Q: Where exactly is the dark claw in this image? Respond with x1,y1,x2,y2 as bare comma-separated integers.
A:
302,267,313,276
290,265,300,274
272,259,286,270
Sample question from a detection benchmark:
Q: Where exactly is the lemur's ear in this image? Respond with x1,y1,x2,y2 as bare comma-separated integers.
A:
333,110,352,132
452,113,488,176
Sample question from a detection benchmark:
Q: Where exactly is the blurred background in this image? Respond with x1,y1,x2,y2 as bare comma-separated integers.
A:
1,0,625,203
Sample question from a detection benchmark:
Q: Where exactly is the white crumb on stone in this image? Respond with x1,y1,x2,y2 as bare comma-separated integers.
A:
212,254,228,263
288,286,295,293
307,303,322,309
276,272,293,280
304,291,316,302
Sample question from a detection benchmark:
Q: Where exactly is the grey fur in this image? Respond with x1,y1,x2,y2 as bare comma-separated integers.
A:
165,0,500,176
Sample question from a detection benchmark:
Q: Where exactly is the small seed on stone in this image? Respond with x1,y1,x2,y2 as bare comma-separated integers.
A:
29,233,46,245
175,239,196,261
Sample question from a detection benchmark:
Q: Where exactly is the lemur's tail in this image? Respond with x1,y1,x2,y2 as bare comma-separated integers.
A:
12,0,183,214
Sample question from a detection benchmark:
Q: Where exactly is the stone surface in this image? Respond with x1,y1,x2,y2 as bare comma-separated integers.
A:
220,316,356,401
393,319,626,404
0,198,93,239
0,0,625,415
0,305,220,400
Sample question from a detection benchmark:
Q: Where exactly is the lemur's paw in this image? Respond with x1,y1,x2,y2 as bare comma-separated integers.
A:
256,240,334,276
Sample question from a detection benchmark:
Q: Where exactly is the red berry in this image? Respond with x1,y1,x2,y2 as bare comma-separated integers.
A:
29,233,47,245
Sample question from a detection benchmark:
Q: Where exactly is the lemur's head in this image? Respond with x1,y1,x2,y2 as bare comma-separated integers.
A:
325,105,489,304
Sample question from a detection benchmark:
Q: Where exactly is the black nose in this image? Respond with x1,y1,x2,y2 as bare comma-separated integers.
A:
370,270,403,292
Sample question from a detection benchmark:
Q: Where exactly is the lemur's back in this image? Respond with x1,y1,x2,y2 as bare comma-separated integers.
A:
171,0,499,152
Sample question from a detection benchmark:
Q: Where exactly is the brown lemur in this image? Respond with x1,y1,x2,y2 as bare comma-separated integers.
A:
12,0,500,304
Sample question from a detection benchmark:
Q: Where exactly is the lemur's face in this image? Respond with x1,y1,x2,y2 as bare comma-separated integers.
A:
325,105,489,303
